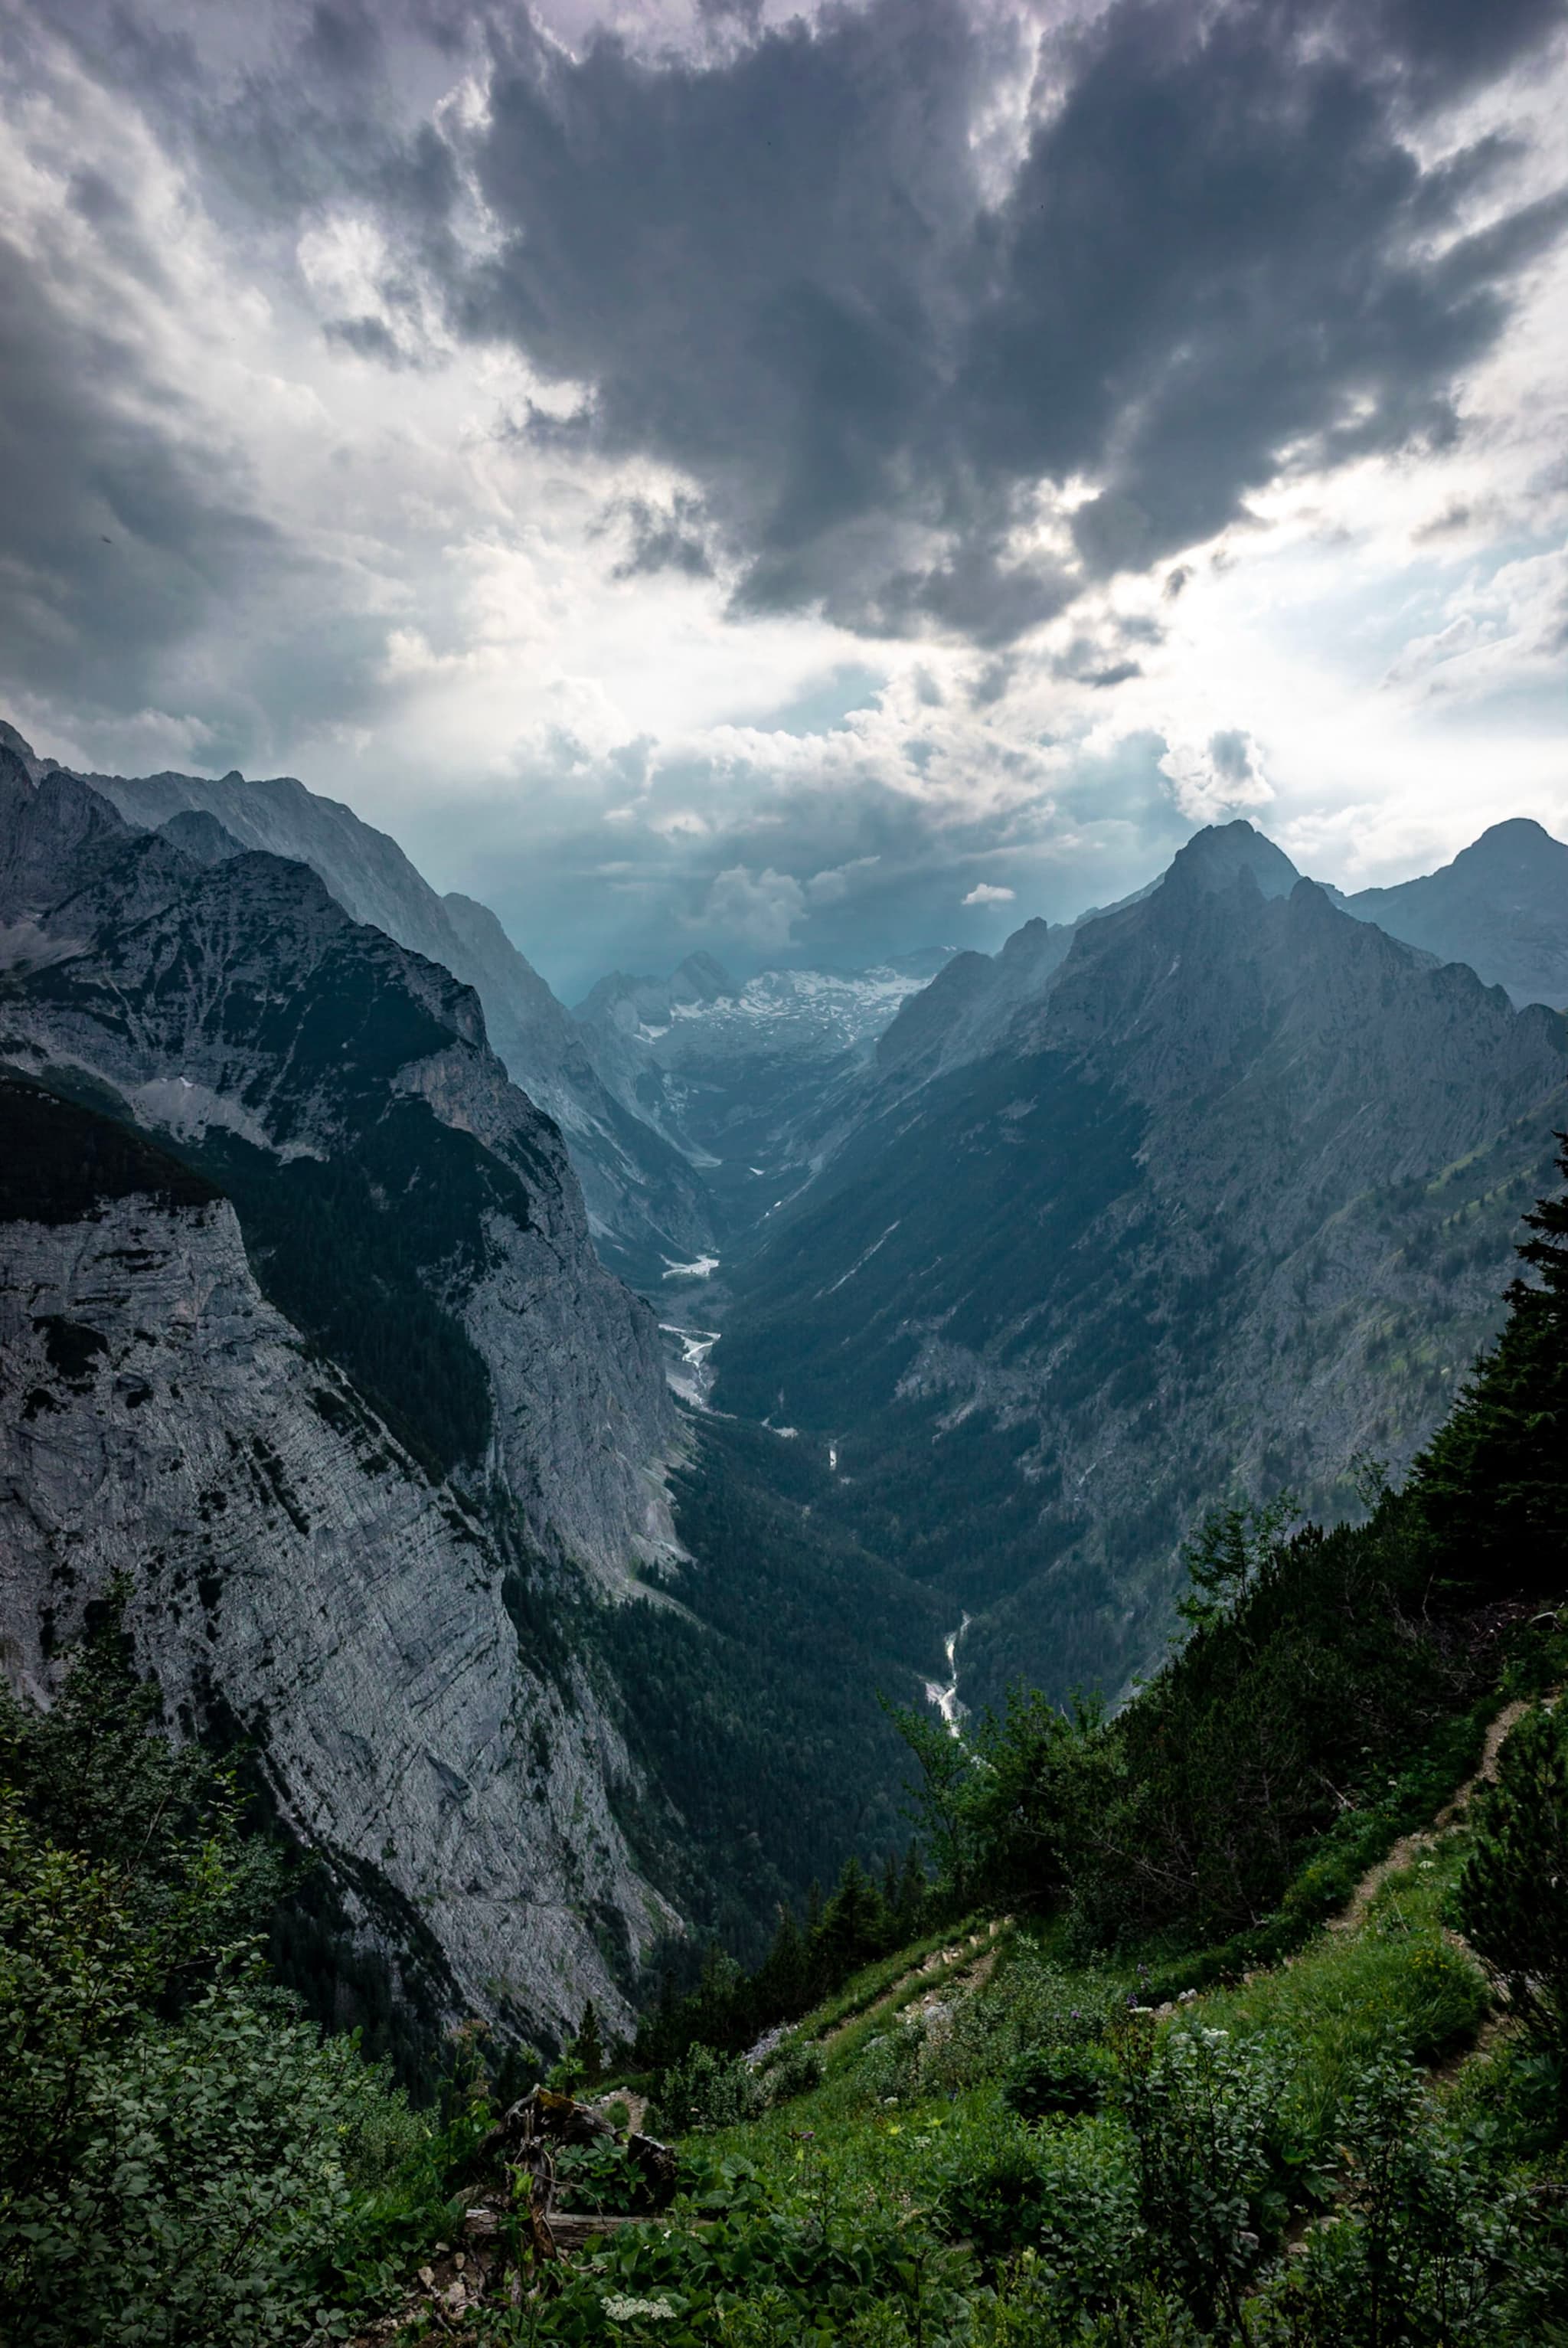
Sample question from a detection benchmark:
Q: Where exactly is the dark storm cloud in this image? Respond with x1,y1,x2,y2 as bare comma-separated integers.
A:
975,0,1568,584
454,0,993,630
0,234,279,713
12,0,1568,688
436,0,1568,638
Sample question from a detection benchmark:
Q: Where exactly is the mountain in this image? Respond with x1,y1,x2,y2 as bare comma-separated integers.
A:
18,727,716,1282
0,748,691,2035
0,744,948,2042
713,822,1568,1709
877,822,1297,1089
1338,818,1568,1009
576,949,952,1241
0,1067,676,2051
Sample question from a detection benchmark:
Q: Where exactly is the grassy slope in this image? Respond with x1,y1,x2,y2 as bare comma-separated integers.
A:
486,1630,1565,2346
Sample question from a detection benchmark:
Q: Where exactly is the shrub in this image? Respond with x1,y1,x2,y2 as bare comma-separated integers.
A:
552,2134,652,2214
1003,2042,1110,2122
1455,1699,1568,2072
0,1973,420,2347
1286,2053,1528,2346
647,2042,763,2135
760,2038,825,2106
1115,2018,1290,2333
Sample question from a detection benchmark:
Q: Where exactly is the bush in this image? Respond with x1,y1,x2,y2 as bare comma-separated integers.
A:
0,1599,430,2345
760,2038,825,2106
0,1971,422,2346
1455,1699,1568,2072
553,2134,653,2214
1003,2042,1110,2122
1116,2018,1290,2333
1286,2054,1529,2346
648,2042,764,2135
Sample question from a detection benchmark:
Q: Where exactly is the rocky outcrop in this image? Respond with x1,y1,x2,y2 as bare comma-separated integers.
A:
24,728,717,1281
0,1076,675,2042
0,762,681,1579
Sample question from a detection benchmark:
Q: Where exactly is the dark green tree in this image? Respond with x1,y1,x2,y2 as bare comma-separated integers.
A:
1455,1699,1568,2065
809,1856,888,1992
0,1580,281,1980
1416,1134,1568,1594
574,2000,605,2089
754,1898,807,2018
884,1699,980,1904
896,1841,929,1938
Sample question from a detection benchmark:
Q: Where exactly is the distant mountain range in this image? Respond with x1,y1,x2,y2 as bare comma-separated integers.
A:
6,708,1568,2055
576,948,952,1243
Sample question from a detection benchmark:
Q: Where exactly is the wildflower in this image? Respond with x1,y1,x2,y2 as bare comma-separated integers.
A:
604,2293,680,2321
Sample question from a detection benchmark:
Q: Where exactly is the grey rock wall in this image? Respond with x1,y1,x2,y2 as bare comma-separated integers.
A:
0,1175,675,2042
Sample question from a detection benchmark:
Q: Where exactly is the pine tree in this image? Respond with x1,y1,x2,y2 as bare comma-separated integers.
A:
756,1899,806,2018
897,1841,928,1938
1455,1699,1568,2060
1416,1133,1568,1594
810,1856,888,1992
574,1999,605,2088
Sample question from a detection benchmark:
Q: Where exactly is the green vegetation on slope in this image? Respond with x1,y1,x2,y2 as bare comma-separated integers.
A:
5,1142,1568,2342
593,1412,946,1965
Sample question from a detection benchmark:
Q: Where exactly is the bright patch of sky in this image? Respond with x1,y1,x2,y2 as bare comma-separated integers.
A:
0,0,1563,995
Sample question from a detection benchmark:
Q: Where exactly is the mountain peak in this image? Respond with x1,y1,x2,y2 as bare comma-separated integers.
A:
671,950,735,1001
1462,816,1565,865
0,719,57,785
1167,819,1300,901
1341,815,1568,1007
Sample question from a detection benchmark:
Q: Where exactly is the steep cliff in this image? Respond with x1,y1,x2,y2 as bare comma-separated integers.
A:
0,1074,675,2046
0,753,697,2038
0,751,679,1578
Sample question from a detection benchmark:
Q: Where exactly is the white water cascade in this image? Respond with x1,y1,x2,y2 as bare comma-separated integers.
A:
923,1614,972,1736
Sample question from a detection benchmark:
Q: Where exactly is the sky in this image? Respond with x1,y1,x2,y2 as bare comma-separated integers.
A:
1,0,1566,997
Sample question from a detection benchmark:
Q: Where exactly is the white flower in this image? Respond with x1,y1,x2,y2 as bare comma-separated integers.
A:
603,2294,680,2321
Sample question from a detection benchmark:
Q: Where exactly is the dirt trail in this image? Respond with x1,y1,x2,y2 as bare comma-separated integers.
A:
1327,1693,1547,1935
819,1921,1008,2052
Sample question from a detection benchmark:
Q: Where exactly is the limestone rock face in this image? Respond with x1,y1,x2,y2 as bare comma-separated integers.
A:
0,752,688,2036
0,1095,674,2040
0,764,681,1581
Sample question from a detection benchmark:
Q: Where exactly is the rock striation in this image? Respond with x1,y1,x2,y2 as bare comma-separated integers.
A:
0,752,690,2040
0,1075,676,2044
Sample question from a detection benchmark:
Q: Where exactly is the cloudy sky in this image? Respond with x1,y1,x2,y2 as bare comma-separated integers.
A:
2,0,1566,994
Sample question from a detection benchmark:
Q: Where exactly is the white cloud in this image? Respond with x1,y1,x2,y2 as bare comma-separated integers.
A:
694,865,807,949
1158,731,1275,822
962,882,1017,904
